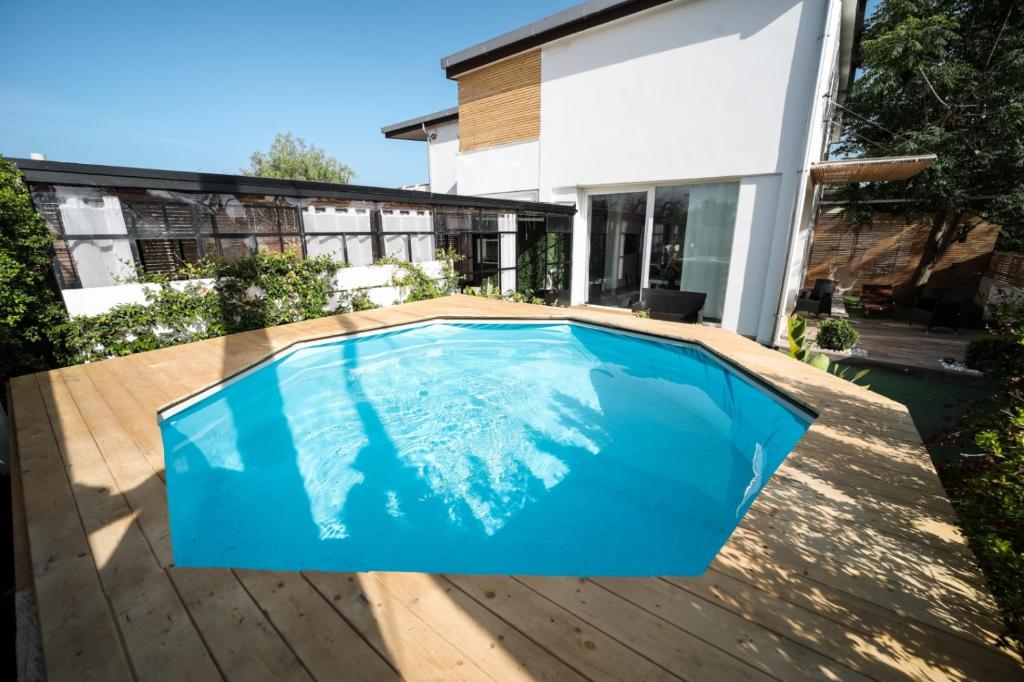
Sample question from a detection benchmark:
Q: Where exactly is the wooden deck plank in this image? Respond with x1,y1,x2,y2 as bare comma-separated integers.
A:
9,375,133,682
83,359,169,477
676,568,1024,681
58,365,174,566
304,571,492,681
517,575,786,680
445,573,680,681
588,576,872,680
235,570,399,682
712,526,1013,653
371,571,587,682
168,567,312,682
10,296,1020,680
35,371,221,681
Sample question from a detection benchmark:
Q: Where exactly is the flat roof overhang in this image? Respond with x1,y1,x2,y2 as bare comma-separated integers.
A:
441,0,864,81
12,158,574,215
381,106,459,141
810,154,938,185
441,0,675,79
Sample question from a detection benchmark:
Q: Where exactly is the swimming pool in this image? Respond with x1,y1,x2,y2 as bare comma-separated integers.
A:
160,321,813,576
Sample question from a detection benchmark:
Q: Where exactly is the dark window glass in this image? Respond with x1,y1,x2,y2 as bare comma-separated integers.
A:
137,239,200,275
587,192,647,308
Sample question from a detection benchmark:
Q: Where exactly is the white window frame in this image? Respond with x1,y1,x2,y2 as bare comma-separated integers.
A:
581,178,741,310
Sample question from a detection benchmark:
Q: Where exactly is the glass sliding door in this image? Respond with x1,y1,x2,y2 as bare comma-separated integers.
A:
587,192,647,307
648,182,739,322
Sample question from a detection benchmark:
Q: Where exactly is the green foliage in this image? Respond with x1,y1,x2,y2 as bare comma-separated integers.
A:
0,156,69,385
834,0,1024,260
241,132,356,184
815,318,860,351
346,289,378,312
965,300,1024,379
633,309,651,319
943,397,1024,650
63,250,347,364
465,277,548,305
379,248,464,303
941,296,1024,650
787,315,870,384
208,250,341,333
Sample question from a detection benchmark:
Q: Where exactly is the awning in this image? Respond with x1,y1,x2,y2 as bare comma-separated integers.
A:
810,154,937,184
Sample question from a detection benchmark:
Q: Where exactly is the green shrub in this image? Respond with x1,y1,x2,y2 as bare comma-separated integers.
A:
0,156,69,385
787,315,869,386
815,318,860,351
942,394,1024,650
940,298,1024,651
64,250,349,364
965,336,1024,378
966,303,1024,380
379,248,463,302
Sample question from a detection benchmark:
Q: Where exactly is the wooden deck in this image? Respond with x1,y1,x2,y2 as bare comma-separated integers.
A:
8,295,1021,681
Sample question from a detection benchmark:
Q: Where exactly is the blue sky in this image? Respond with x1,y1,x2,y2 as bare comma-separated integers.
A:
0,0,573,187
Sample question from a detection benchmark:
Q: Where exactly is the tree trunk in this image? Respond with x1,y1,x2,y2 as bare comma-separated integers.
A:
905,209,965,302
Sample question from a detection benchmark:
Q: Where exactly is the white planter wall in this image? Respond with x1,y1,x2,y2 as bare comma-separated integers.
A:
61,262,447,318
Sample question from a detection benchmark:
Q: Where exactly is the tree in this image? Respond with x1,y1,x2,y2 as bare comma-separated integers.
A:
834,0,1024,296
241,133,356,184
0,156,68,386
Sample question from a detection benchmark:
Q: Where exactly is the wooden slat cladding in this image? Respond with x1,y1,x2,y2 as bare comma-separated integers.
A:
804,209,1001,295
988,251,1024,287
458,50,540,152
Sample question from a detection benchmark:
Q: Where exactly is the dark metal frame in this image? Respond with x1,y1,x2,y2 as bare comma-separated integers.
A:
26,176,574,291
13,158,576,216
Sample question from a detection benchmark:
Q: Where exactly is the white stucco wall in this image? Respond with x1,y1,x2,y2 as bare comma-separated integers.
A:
455,140,540,197
61,262,446,317
720,175,783,335
537,0,829,191
762,0,844,345
427,121,459,194
533,0,839,339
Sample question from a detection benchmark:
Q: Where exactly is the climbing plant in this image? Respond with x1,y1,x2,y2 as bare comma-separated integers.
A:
378,248,464,302
64,250,354,364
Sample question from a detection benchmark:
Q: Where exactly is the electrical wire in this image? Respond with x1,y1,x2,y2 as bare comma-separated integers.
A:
830,98,933,154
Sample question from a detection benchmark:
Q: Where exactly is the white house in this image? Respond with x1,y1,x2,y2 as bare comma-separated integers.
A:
383,0,869,343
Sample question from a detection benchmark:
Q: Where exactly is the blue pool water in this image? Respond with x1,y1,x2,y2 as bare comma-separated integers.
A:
161,322,812,576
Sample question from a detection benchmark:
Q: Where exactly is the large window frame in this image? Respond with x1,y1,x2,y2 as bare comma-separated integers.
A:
582,180,740,321
434,208,519,292
516,213,573,304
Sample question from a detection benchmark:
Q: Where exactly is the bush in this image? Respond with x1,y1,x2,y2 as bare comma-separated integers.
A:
940,298,1024,651
815,318,860,351
379,248,463,302
966,302,1024,380
64,250,346,364
942,392,1024,650
965,336,1024,379
0,156,69,386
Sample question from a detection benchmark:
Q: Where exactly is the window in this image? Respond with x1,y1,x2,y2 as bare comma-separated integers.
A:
137,239,200,275
479,237,499,265
302,201,377,266
380,205,435,263
29,182,576,296
584,182,739,320
647,183,738,322
587,192,648,308
517,214,572,304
